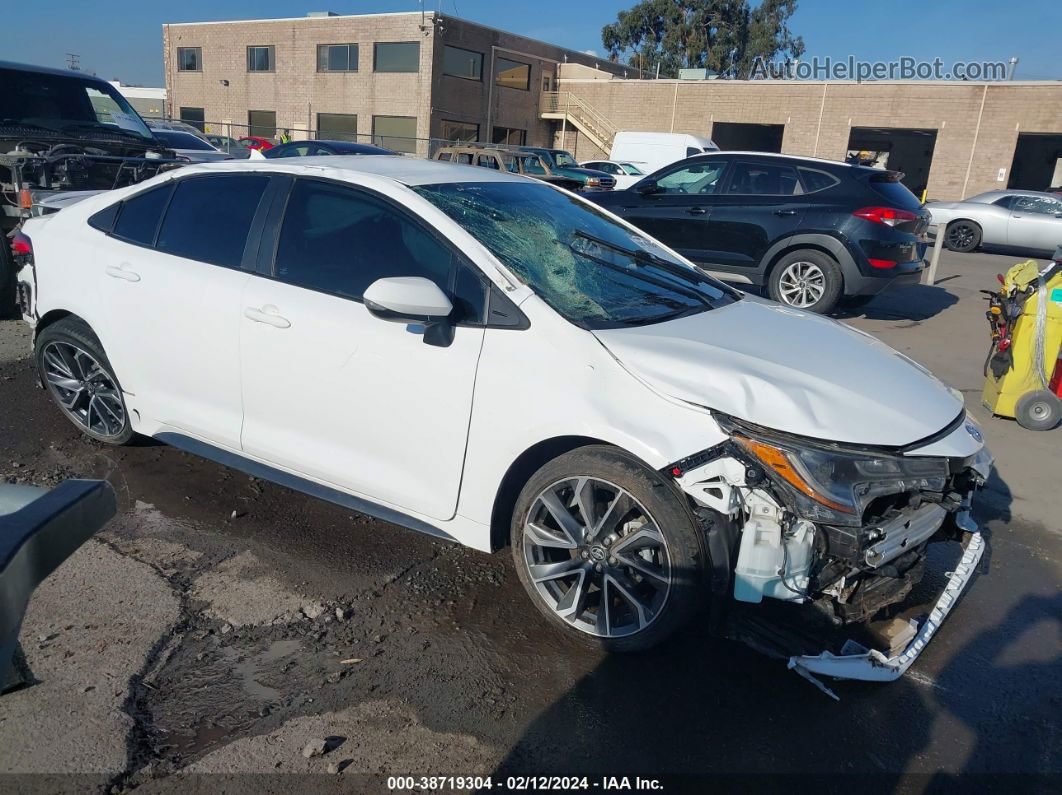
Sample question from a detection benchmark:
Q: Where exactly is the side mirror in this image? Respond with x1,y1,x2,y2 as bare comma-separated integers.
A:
636,179,660,196
363,276,454,346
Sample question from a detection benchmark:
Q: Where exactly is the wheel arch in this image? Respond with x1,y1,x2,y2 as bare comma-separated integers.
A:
34,309,77,340
489,435,621,551
761,234,853,289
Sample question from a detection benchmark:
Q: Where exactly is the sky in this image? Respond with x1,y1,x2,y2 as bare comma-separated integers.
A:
3,0,1060,85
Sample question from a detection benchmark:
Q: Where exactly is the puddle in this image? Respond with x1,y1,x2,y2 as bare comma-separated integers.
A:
227,639,301,701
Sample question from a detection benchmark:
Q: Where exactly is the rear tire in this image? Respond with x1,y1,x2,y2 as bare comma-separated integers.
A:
768,250,843,314
944,220,981,253
34,317,134,445
1014,390,1061,431
510,445,708,652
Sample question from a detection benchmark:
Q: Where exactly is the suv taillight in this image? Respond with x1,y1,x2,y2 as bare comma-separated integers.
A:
11,230,32,261
852,206,919,227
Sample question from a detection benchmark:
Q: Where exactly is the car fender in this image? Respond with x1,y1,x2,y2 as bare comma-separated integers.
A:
760,232,859,286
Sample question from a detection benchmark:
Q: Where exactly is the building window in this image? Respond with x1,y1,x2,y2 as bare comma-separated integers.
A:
177,47,202,72
247,45,275,72
492,126,526,146
372,115,417,153
374,42,420,73
248,110,277,139
317,113,358,141
495,57,530,90
542,75,552,92
440,120,479,142
317,44,358,72
179,107,205,132
442,45,483,81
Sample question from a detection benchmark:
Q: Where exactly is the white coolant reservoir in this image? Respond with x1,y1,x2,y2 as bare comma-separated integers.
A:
734,493,814,603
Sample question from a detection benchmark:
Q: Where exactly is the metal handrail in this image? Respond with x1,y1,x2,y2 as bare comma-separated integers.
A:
540,92,618,147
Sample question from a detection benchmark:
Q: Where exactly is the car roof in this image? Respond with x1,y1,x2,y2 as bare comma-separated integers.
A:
968,189,1058,201
0,59,113,85
688,150,877,171
170,155,527,186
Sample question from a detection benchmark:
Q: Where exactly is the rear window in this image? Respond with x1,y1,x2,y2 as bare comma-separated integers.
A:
156,175,269,267
113,185,172,245
869,175,923,209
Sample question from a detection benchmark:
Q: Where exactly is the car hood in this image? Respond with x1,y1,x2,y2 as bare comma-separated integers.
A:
560,166,612,179
592,298,963,446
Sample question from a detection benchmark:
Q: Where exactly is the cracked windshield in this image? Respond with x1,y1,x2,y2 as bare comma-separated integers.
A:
415,181,737,328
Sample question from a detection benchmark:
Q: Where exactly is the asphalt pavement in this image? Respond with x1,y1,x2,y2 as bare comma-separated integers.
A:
0,248,1058,792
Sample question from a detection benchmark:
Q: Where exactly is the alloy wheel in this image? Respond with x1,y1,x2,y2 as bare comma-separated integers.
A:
40,341,126,439
777,260,826,308
946,224,975,249
521,477,672,638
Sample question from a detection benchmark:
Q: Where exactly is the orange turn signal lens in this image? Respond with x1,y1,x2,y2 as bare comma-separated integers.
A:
18,188,33,210
735,436,852,513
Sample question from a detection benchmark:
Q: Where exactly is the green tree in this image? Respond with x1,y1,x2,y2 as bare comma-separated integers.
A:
602,0,804,78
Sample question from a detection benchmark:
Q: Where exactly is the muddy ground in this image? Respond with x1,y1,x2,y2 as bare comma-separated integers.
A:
0,249,1058,792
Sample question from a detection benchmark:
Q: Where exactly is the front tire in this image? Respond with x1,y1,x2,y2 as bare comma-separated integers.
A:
768,250,843,314
944,220,981,253
34,317,134,445
510,446,707,652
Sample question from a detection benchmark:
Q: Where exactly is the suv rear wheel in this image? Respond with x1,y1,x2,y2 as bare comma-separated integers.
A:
511,446,707,652
768,250,843,314
34,317,134,445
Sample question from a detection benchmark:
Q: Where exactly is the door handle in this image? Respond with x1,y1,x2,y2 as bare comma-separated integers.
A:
105,264,140,282
244,305,291,329
686,206,707,216
774,209,797,216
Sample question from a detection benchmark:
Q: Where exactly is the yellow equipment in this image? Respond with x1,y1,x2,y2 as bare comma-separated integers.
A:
981,259,1062,431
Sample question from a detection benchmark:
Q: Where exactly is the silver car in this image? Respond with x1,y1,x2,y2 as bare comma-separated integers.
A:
149,130,234,163
927,189,1062,254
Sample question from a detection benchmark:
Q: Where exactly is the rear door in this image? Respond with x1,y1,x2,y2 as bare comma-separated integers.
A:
695,159,808,275
612,157,730,263
238,177,487,521
97,173,273,448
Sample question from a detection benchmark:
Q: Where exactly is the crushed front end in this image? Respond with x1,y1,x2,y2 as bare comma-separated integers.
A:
670,411,991,696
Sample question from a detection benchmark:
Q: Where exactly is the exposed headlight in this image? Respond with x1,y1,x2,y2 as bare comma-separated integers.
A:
585,177,601,187
730,428,949,527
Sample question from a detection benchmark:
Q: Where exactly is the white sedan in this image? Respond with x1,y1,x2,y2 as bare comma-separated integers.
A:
927,189,1062,254
579,159,648,190
13,156,989,681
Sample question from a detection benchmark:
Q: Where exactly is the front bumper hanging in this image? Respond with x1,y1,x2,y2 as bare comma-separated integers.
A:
788,529,985,697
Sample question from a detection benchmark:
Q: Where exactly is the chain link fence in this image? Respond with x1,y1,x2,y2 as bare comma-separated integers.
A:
160,117,472,159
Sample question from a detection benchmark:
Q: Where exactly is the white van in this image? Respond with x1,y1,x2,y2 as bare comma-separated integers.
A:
610,132,719,176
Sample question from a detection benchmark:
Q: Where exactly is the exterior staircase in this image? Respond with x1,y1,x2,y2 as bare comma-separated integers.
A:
540,92,618,155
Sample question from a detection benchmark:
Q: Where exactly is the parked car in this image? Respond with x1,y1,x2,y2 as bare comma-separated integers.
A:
515,147,616,190
238,136,274,151
150,130,234,163
433,145,583,191
579,160,647,190
16,157,990,687
205,135,253,158
926,190,1062,255
145,118,209,139
0,60,176,319
588,151,931,314
609,131,719,175
263,140,394,159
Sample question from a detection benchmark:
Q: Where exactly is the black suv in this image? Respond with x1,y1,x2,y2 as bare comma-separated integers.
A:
588,152,930,314
0,61,174,318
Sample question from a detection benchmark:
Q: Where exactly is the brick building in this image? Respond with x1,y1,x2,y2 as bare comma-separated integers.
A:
162,11,628,155
163,10,1061,199
549,73,1062,199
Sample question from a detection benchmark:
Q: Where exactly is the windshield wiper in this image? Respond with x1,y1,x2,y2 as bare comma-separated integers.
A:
60,122,150,142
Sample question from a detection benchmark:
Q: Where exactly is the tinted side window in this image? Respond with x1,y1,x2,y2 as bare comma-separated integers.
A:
274,180,452,300
797,167,840,193
452,264,487,325
156,175,269,267
113,184,172,245
656,162,726,195
992,195,1015,209
727,161,802,195
477,154,499,170
438,152,452,162
686,147,701,158
88,202,120,233
1014,196,1062,215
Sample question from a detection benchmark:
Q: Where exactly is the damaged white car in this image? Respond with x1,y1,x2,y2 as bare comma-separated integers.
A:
14,157,990,688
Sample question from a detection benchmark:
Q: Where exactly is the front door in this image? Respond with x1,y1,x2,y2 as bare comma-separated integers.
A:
238,177,485,521
617,158,729,263
98,174,271,448
1007,194,1062,250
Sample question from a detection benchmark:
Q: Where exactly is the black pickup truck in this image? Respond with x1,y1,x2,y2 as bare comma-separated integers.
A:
1,61,178,317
